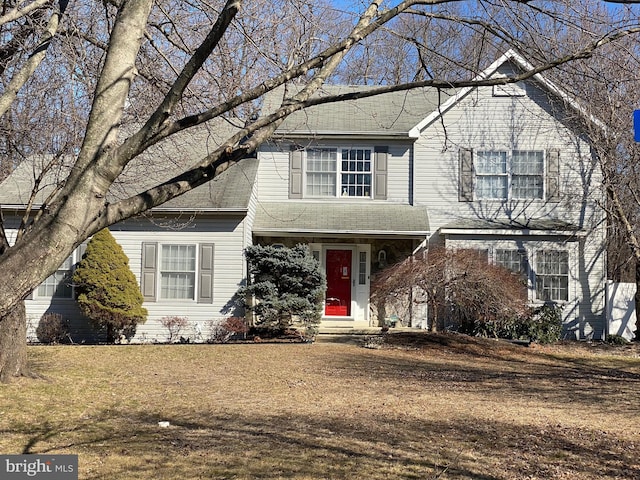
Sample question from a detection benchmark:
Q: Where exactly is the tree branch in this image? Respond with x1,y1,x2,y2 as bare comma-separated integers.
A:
0,0,67,118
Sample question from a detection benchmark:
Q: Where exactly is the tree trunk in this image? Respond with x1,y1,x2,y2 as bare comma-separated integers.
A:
0,300,27,383
633,257,640,342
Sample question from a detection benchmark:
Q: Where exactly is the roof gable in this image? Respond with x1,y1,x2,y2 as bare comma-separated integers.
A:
266,50,591,139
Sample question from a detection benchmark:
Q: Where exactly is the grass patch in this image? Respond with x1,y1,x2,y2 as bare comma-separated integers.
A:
1,333,639,479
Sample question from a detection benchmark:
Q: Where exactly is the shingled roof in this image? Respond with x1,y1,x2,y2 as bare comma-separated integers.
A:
262,85,459,138
253,201,429,238
0,120,258,213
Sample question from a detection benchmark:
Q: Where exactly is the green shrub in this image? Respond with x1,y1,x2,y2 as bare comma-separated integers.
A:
73,228,147,342
606,334,629,345
474,304,563,344
36,313,70,344
526,304,563,344
236,244,326,340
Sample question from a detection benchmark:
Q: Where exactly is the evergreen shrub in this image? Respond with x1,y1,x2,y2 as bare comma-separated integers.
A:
474,304,563,344
73,229,147,342
606,334,629,345
237,244,326,340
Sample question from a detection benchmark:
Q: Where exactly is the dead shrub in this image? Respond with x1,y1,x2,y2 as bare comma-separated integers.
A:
372,246,529,334
160,316,189,343
36,313,70,344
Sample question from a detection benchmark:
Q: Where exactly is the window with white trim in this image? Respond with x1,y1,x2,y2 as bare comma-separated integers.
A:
38,255,74,298
305,147,373,198
141,242,214,304
160,244,196,300
358,251,367,285
475,150,544,200
495,249,528,276
535,250,569,301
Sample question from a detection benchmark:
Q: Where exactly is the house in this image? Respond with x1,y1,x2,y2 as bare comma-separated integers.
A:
252,50,605,339
0,126,259,343
0,50,607,341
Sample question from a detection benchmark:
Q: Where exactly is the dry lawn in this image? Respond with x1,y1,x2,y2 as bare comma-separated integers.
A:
0,332,639,479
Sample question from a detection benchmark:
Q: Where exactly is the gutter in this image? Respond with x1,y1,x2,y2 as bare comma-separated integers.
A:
1,204,249,216
253,228,430,239
272,131,418,140
439,227,587,238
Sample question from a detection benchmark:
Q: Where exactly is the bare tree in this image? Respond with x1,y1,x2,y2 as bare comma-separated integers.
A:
0,0,639,380
371,247,528,333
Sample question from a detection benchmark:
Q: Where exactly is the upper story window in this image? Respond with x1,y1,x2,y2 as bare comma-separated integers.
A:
305,148,373,198
475,150,543,200
459,148,559,203
289,145,388,200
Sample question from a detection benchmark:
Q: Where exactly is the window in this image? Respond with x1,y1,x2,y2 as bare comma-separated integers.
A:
358,251,367,285
495,249,527,276
290,146,388,200
306,148,337,197
160,245,196,300
476,151,507,199
474,150,544,200
38,255,74,298
305,148,372,198
512,151,544,199
341,149,372,197
141,243,214,303
535,250,568,301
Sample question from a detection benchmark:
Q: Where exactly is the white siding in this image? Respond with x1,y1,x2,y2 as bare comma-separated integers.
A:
110,216,247,342
256,142,290,202
256,140,413,204
18,214,249,343
414,74,606,338
415,83,600,228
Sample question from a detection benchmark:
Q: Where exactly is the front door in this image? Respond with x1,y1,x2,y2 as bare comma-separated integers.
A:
325,249,352,316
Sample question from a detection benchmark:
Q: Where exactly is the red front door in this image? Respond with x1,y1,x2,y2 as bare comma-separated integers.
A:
325,249,352,316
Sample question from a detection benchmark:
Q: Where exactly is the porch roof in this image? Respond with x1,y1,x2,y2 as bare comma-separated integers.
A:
253,201,430,238
439,218,585,237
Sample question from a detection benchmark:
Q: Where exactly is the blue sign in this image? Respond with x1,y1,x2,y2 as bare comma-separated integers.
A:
634,110,640,142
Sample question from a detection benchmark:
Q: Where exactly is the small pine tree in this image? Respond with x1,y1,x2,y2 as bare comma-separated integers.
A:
73,228,147,342
238,244,326,338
